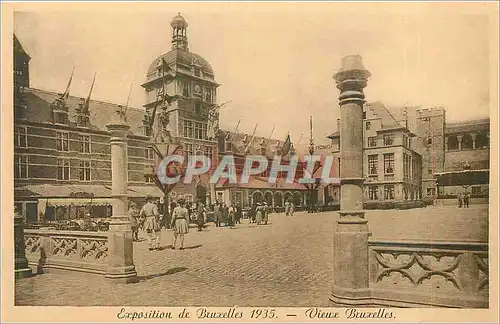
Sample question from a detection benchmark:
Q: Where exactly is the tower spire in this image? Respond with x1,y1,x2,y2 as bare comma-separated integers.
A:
170,13,189,51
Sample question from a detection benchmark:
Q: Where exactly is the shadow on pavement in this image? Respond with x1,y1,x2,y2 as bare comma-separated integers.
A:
136,266,188,282
183,244,202,250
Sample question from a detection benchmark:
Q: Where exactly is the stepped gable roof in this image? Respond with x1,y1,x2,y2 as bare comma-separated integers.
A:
24,88,146,136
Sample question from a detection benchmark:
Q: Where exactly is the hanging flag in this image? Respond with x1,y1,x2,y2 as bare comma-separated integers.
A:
62,67,75,101
281,134,292,156
83,72,96,113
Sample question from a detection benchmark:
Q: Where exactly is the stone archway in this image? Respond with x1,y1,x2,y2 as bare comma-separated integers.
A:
274,191,283,207
293,191,302,206
264,191,273,206
252,190,264,204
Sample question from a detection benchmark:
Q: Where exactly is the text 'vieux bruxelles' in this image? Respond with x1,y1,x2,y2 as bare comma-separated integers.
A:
155,154,340,185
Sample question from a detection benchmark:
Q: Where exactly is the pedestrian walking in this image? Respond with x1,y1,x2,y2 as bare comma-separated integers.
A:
213,201,222,227
228,204,236,228
221,202,229,226
263,202,269,225
250,203,257,223
196,199,206,232
284,200,290,216
128,202,139,242
255,203,263,224
171,198,189,250
235,205,242,224
289,200,295,216
457,192,463,208
464,192,470,208
139,195,161,250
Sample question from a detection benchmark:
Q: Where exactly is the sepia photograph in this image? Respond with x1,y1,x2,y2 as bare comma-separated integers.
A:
2,1,499,322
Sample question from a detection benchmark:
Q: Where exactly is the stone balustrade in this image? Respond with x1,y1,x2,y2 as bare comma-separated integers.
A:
368,239,488,308
24,229,108,275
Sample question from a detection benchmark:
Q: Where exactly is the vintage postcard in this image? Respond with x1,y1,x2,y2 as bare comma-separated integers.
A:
1,1,499,323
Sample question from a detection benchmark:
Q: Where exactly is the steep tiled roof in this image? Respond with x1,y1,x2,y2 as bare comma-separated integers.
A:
14,34,30,59
445,118,490,135
24,88,147,136
365,101,402,129
219,130,288,157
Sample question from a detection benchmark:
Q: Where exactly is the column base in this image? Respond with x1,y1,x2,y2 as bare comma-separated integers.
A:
15,267,33,279
105,266,138,284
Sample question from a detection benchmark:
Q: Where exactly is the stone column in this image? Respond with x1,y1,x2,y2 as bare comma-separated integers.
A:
457,135,463,151
330,55,372,305
105,121,138,283
471,133,477,149
14,208,32,278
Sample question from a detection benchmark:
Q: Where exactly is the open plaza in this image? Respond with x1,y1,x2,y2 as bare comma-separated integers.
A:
16,205,488,306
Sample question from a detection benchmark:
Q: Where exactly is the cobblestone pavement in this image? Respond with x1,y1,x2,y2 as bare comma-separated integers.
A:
15,205,488,306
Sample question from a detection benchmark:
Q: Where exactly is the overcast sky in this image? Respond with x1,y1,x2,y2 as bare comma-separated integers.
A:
13,3,493,149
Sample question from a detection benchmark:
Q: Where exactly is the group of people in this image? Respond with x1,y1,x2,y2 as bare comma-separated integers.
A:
284,200,295,216
212,201,241,228
128,195,191,251
249,202,269,225
457,192,471,208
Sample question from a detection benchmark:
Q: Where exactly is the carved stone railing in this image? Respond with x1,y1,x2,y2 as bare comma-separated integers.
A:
24,229,108,275
368,239,488,308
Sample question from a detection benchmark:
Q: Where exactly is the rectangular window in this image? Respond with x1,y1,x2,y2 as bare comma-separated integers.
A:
368,186,378,200
14,155,28,179
78,135,91,153
79,161,91,181
56,132,69,151
194,122,204,140
183,120,193,138
15,126,27,148
195,102,202,115
204,146,213,158
383,134,394,146
145,147,155,160
185,143,194,155
194,68,201,77
54,111,68,125
57,159,70,180
368,136,377,147
471,186,481,195
427,137,433,145
205,88,212,103
183,81,190,97
368,155,378,175
384,153,394,174
365,121,371,130
428,168,433,175
384,185,395,200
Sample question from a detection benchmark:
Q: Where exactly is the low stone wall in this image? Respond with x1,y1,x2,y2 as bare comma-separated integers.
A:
367,239,488,308
24,229,108,275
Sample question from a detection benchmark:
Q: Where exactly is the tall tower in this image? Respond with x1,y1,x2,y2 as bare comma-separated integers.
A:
141,13,220,203
13,34,30,120
415,107,446,197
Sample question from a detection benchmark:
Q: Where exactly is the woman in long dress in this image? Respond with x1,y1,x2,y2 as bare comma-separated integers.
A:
171,198,189,250
255,203,263,225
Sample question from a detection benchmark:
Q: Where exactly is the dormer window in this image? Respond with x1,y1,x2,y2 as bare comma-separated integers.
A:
194,68,201,77
54,111,69,125
77,115,90,128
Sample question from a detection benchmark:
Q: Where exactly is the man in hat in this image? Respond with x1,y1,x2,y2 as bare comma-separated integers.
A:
128,202,139,242
139,195,161,250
